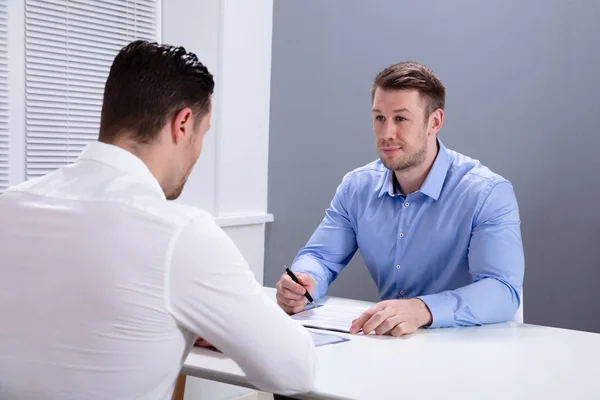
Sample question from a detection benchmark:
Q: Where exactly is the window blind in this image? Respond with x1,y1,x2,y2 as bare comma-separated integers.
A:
25,0,158,179
0,1,8,191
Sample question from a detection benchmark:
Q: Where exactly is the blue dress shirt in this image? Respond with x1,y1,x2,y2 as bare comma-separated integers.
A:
291,140,524,328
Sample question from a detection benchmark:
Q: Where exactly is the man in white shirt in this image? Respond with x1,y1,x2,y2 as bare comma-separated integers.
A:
0,40,316,399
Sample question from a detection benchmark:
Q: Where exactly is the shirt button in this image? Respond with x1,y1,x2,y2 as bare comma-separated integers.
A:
399,232,404,238
404,201,410,207
395,264,401,270
400,290,405,295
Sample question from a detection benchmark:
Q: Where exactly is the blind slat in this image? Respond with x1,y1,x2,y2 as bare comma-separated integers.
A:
27,138,93,146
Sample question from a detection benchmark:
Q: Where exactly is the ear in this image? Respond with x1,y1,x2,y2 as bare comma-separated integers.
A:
428,108,444,136
170,107,194,144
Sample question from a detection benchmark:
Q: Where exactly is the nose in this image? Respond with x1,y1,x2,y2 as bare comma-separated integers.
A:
381,119,396,141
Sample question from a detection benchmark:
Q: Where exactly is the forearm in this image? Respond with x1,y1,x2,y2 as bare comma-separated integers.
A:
290,174,358,300
173,279,317,394
169,217,317,395
418,277,521,328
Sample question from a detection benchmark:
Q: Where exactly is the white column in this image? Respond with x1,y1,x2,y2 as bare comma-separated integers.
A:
163,1,274,399
214,0,273,218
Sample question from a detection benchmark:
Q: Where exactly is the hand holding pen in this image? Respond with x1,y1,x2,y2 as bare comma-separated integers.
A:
275,266,317,314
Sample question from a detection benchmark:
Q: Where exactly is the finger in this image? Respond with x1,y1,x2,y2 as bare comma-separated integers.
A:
276,292,307,310
362,308,394,335
276,291,307,308
349,303,386,334
281,274,307,295
277,295,306,315
350,310,376,334
290,304,306,314
195,338,212,348
374,315,405,336
296,273,314,288
276,289,306,305
283,297,307,308
391,322,417,337
279,286,305,301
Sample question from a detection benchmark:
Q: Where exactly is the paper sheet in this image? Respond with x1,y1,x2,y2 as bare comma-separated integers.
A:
292,304,371,333
309,331,349,347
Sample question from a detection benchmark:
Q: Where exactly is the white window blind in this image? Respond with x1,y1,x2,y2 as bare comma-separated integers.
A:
25,0,158,178
0,1,8,191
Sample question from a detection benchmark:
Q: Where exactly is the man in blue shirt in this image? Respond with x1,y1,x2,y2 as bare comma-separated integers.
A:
275,61,525,336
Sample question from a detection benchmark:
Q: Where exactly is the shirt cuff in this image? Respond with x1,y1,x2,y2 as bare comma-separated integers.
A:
417,292,455,328
291,257,329,301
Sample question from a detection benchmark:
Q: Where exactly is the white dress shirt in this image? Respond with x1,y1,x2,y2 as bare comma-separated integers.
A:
0,142,316,399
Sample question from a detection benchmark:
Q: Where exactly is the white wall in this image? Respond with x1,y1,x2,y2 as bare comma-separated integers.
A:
162,1,274,399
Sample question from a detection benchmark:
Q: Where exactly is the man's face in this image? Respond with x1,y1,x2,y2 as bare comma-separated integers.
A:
372,88,431,172
166,106,212,200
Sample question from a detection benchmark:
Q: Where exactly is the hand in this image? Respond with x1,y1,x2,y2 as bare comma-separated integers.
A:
349,299,433,336
194,337,220,352
275,272,315,314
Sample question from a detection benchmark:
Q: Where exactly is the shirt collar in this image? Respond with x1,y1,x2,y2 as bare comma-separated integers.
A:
77,141,166,199
378,139,450,200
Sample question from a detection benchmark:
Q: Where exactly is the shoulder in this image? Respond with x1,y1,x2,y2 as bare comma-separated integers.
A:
444,147,517,212
5,174,51,193
148,199,213,224
447,148,509,187
337,159,387,193
7,167,216,230
344,159,387,179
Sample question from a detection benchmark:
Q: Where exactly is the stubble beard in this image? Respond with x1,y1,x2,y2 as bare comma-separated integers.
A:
380,130,428,172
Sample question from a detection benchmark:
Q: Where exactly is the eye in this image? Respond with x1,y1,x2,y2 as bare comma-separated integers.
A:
375,115,385,121
395,116,407,122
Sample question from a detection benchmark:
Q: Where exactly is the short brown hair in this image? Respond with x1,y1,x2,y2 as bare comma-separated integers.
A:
371,61,445,118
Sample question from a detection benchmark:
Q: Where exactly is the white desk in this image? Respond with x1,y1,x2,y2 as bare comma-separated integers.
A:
182,288,600,399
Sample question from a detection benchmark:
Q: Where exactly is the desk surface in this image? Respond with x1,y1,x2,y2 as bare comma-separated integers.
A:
182,288,600,400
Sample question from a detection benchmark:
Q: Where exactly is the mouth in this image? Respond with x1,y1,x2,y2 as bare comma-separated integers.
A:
380,147,402,156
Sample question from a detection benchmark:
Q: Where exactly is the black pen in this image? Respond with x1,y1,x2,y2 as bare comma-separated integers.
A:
284,266,317,309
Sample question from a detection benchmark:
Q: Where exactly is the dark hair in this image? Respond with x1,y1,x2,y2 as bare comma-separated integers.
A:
99,40,214,144
371,61,445,119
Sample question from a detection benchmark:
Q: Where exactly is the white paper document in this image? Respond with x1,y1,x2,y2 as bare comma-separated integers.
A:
292,304,371,333
309,331,349,347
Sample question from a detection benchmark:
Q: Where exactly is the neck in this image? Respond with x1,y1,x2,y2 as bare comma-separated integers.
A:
101,137,171,192
394,140,439,195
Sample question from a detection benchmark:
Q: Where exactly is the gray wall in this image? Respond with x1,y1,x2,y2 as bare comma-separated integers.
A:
265,0,600,333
